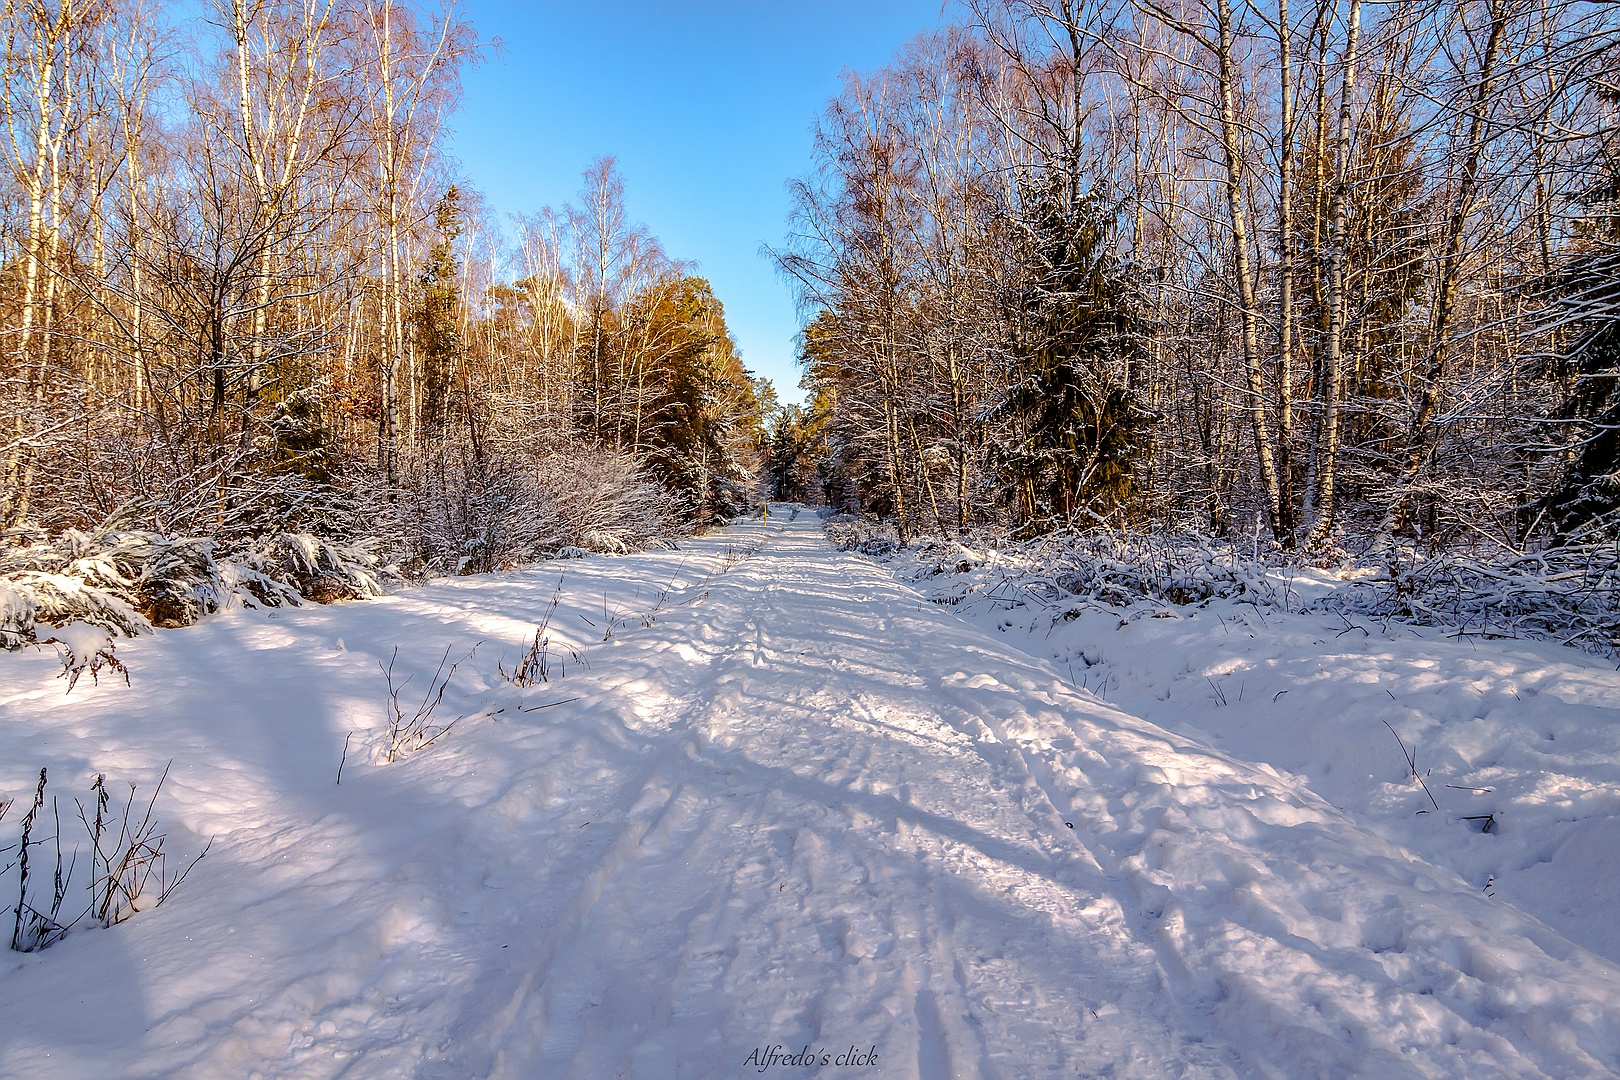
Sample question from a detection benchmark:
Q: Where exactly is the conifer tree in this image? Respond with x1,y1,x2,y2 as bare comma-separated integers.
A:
986,181,1149,530
414,186,464,437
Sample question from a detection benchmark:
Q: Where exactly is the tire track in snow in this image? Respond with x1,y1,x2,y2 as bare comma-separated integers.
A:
448,532,1184,1077
930,670,1247,1056
456,560,788,1078
652,528,1230,1078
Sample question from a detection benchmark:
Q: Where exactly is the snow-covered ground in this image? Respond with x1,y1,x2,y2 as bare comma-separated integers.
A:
2,512,1618,1078
882,534,1620,967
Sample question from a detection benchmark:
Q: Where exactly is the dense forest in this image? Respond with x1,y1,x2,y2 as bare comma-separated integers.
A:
771,0,1620,554
0,0,766,588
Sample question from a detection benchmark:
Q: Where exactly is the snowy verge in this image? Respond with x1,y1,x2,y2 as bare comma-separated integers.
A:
824,515,1620,657
842,518,1620,969
1,503,716,657
0,523,775,1078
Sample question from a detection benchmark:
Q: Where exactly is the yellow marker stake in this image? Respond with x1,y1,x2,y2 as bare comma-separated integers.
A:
763,504,768,524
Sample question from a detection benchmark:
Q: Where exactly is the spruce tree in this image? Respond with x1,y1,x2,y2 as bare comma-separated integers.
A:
987,178,1150,531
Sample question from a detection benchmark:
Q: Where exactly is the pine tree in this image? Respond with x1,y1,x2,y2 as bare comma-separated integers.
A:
1543,182,1620,538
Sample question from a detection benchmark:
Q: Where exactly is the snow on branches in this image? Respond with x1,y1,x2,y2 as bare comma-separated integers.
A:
0,523,401,655
830,515,1620,658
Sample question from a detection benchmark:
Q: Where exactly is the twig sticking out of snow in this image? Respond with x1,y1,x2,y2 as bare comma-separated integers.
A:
500,582,568,687
78,764,211,931
6,764,209,953
1382,720,1441,813
720,543,760,573
10,770,64,952
380,643,481,763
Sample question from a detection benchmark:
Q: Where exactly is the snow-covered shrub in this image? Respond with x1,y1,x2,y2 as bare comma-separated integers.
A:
2,526,169,645
1330,543,1620,656
989,529,1284,609
839,515,1620,658
823,514,903,557
835,519,1287,612
529,445,681,554
0,442,676,652
128,536,232,628
381,442,681,574
0,571,149,647
241,533,400,604
1,522,403,650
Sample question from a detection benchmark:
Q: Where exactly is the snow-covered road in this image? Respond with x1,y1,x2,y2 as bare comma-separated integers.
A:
3,515,1618,1078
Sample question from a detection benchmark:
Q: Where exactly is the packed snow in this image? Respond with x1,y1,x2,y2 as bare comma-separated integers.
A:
2,511,1618,1078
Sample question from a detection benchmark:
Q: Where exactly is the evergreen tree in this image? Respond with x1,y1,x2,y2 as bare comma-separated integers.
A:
635,277,764,523
765,398,832,503
413,186,464,436
1544,212,1620,537
986,180,1150,531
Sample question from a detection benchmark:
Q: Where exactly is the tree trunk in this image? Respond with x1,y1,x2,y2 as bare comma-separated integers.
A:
1382,0,1509,536
1274,0,1298,546
1214,0,1283,538
1306,0,1362,548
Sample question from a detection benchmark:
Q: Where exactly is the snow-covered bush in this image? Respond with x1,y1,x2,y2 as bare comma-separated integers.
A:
836,516,1620,658
834,519,1288,611
528,445,682,554
0,570,148,647
1,444,681,653
823,514,903,557
241,533,400,604
0,522,402,651
2,526,188,644
984,529,1286,609
1329,543,1620,656
381,443,681,574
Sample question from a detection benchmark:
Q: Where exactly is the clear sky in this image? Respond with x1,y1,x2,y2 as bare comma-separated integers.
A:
450,1,952,405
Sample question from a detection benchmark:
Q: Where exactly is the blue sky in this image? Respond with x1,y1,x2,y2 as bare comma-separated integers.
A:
450,1,952,405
